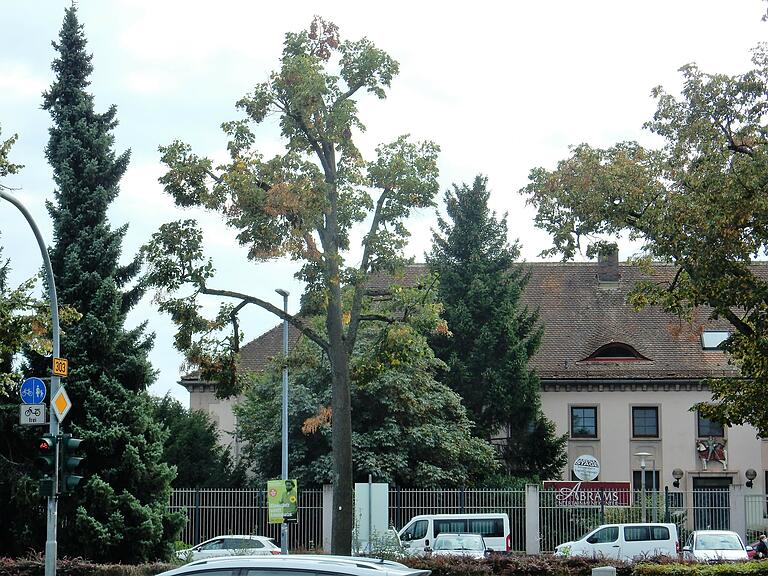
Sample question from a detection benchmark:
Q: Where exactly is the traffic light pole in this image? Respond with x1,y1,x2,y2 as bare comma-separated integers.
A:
1,190,60,576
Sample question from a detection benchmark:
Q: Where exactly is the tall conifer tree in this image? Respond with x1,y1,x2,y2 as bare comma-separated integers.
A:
35,6,183,561
428,175,566,478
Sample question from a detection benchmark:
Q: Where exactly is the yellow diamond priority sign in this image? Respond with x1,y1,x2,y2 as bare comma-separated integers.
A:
52,387,72,422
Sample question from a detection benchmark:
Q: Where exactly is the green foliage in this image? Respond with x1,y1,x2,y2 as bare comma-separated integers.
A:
428,176,567,478
0,553,175,575
150,394,247,488
521,45,768,435
12,6,185,562
235,281,498,487
0,124,23,179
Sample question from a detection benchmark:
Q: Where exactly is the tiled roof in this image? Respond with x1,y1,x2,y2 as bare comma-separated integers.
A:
182,260,753,387
520,263,738,380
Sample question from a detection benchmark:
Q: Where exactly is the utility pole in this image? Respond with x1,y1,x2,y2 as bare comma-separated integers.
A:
1,190,61,576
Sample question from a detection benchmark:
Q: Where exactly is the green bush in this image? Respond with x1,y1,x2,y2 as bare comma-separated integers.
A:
0,554,175,576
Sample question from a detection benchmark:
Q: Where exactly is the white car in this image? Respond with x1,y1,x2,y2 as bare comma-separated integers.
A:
428,533,488,559
682,530,750,562
158,555,431,576
175,535,279,562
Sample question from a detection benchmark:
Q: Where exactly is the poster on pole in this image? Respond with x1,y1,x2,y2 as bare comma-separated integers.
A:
267,479,298,523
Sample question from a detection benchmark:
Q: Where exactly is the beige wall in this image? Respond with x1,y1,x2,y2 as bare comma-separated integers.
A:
541,386,765,492
189,387,242,458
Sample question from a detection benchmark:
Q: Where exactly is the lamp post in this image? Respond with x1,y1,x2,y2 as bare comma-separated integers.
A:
635,452,651,522
1,190,61,576
276,288,290,554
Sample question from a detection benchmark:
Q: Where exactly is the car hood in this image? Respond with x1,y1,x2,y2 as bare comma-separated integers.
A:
431,549,485,559
554,542,575,556
694,550,748,561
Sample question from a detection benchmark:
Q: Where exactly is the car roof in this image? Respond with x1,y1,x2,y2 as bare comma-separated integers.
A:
435,533,484,538
159,556,429,576
203,534,273,539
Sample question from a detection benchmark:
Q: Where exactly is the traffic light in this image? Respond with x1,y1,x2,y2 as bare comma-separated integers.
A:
59,433,84,494
35,434,57,497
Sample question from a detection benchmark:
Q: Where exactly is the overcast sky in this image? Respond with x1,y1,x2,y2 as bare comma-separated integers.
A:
1,1,765,405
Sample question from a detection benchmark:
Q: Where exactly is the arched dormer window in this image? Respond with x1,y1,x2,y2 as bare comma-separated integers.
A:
581,342,648,362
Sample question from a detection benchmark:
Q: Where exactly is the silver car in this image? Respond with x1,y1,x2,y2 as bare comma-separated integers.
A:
682,530,750,562
175,535,279,562
428,533,488,559
159,555,431,576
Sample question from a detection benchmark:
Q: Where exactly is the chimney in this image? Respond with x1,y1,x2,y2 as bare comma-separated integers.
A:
597,248,620,283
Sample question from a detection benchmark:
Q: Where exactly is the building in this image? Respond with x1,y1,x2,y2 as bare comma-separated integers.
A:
181,254,765,496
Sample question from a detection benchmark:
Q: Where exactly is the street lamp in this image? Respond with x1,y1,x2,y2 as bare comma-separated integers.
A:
746,469,757,489
672,468,684,488
635,452,651,522
276,288,290,554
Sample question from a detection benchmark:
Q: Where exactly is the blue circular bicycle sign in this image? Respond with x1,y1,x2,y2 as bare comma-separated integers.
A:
20,377,46,404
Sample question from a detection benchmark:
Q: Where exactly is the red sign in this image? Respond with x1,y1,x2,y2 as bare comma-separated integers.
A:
543,481,632,507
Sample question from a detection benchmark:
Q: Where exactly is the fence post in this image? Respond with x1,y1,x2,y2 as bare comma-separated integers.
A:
730,484,747,542
396,485,402,530
460,487,465,515
599,488,605,524
193,488,201,545
664,486,670,523
525,484,540,555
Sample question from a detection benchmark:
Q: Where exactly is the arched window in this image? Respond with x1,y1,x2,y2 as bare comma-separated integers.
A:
581,342,648,362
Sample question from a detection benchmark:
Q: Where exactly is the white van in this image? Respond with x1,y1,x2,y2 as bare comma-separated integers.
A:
554,523,679,561
398,513,511,555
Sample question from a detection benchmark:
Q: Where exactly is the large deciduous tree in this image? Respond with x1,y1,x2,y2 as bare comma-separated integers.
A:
234,282,498,487
521,46,768,434
428,176,567,479
34,7,183,561
144,18,439,553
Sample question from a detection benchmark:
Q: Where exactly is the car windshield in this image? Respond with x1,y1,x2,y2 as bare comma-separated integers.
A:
696,534,743,551
435,535,483,551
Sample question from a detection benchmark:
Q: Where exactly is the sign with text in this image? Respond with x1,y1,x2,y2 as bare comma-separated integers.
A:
267,479,298,523
543,481,632,507
19,403,46,425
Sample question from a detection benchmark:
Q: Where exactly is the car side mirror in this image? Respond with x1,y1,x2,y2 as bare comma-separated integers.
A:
425,539,430,547
587,536,597,544
424,547,432,553
747,546,754,552
682,546,691,552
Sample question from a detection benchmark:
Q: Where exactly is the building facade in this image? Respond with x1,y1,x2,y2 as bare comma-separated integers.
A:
182,255,766,495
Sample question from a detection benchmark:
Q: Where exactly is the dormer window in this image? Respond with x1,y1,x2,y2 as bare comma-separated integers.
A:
701,331,730,350
582,342,648,362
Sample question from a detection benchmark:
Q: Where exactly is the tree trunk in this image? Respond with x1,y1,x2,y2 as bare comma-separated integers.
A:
327,269,353,555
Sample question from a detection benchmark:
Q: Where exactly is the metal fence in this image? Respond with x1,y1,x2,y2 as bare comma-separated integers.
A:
169,488,323,550
169,486,752,554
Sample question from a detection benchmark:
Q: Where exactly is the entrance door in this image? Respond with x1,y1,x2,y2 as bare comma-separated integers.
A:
692,477,731,530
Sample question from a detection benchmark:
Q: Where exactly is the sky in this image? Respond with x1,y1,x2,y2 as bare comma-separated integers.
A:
1,1,766,406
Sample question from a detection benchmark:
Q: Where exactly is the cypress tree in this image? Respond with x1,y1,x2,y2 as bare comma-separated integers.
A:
428,175,566,479
34,6,183,561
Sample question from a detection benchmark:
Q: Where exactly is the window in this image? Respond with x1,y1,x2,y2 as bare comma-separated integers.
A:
434,519,467,536
468,518,504,537
632,470,660,492
701,331,730,350
632,407,659,438
571,406,597,438
624,525,650,542
697,412,724,437
582,342,647,361
650,526,671,541
587,526,618,543
402,519,428,540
